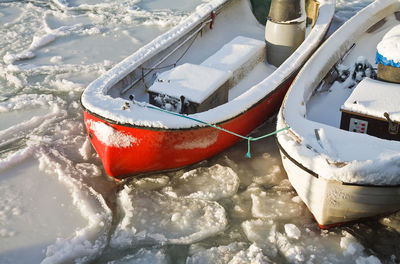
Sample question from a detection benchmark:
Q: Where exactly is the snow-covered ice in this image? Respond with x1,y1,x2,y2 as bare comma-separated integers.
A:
110,185,227,247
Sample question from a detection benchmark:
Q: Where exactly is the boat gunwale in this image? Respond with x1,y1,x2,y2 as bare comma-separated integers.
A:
276,137,400,188
80,70,294,132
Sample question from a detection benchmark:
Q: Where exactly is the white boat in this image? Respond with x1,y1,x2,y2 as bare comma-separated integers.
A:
80,0,335,179
277,0,400,228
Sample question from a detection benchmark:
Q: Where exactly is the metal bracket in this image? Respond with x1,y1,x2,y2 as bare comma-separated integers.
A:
384,112,399,135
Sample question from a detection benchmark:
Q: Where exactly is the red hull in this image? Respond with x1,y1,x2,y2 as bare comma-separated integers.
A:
83,80,291,179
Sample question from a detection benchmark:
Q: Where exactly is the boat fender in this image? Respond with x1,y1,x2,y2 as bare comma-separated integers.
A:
265,0,306,67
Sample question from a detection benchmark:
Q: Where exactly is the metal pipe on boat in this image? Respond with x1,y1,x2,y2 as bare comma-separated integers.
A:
265,0,306,67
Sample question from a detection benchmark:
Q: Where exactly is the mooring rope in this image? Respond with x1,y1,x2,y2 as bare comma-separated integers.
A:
141,103,290,158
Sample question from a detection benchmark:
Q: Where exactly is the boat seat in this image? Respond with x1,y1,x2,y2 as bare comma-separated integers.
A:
148,36,266,114
201,36,266,87
148,63,231,114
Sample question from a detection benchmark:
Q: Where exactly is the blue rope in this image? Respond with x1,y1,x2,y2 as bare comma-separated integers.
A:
140,103,290,158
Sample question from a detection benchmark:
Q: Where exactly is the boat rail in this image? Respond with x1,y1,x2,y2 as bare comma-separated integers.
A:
120,17,214,96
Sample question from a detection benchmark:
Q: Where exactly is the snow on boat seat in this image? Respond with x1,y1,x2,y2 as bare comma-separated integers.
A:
376,24,400,83
340,78,400,141
148,36,265,114
148,63,231,114
201,36,266,86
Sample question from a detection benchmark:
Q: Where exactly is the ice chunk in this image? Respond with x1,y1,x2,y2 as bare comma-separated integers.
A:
186,242,248,264
241,219,278,258
355,255,382,264
107,248,168,264
29,33,56,50
340,231,364,256
276,232,305,262
230,184,263,219
163,164,240,201
75,163,102,178
50,56,63,64
251,190,303,220
110,186,227,248
186,242,270,264
129,175,170,191
284,224,301,240
79,137,93,160
3,50,35,64
229,244,270,264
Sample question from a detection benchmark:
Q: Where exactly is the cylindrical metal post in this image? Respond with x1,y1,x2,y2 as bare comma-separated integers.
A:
265,0,306,67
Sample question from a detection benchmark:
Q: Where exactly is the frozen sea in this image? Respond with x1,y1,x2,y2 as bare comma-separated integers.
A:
0,0,399,263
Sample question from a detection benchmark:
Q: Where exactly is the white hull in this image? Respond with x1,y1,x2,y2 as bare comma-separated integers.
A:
279,148,400,228
276,0,400,228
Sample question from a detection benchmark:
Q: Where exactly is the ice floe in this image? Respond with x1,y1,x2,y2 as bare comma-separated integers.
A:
110,186,227,247
187,242,270,264
162,164,240,201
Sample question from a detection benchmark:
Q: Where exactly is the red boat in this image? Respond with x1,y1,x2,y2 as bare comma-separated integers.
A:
80,0,335,179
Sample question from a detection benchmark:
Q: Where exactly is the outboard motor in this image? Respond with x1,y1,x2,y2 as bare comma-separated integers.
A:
265,0,306,67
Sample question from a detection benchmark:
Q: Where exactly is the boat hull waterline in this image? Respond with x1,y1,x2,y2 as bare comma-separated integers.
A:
278,142,400,229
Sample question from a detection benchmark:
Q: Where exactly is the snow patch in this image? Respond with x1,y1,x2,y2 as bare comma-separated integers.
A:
376,24,400,64
0,146,35,172
87,120,139,148
174,130,219,149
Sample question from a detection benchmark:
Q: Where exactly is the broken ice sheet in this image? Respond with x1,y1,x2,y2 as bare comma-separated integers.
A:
162,164,240,201
251,189,304,220
0,157,88,264
107,248,168,264
110,186,228,248
186,242,270,264
242,219,382,263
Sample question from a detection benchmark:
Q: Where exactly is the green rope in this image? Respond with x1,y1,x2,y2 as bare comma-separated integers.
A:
142,103,290,158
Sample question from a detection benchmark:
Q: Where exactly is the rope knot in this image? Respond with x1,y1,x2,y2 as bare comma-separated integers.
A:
246,137,254,158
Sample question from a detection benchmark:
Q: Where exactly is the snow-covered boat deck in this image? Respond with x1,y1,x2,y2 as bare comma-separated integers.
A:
307,14,400,129
81,0,327,129
278,0,400,186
